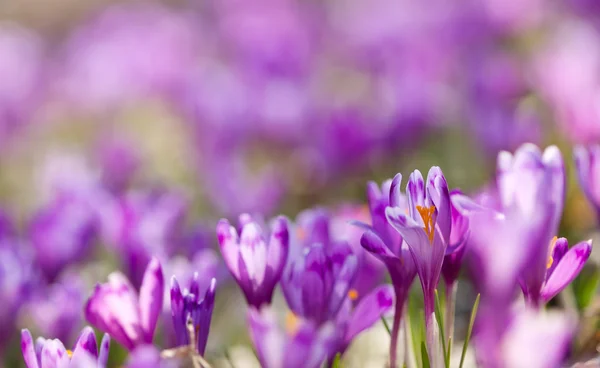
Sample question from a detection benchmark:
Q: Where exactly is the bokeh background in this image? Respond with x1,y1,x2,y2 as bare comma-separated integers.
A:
2,0,600,366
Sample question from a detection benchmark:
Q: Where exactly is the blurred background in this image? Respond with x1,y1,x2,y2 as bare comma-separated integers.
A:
2,0,600,366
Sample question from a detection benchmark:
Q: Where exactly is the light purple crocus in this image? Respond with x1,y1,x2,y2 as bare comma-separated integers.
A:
385,167,451,363
85,257,164,350
247,307,337,368
281,242,357,325
356,176,416,368
574,144,600,219
496,143,582,306
21,327,110,368
332,285,395,357
170,276,216,355
217,214,289,309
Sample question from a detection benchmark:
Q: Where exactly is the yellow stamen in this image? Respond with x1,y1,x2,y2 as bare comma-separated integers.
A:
547,236,558,269
416,205,436,243
285,311,299,335
66,350,73,358
348,289,359,301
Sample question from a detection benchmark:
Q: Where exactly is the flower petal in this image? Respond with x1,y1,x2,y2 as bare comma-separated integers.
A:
216,219,241,279
344,285,395,343
406,170,426,223
71,326,98,361
40,339,70,368
139,257,164,343
541,240,592,302
98,334,110,368
266,216,289,284
21,329,40,368
389,174,403,208
359,230,399,262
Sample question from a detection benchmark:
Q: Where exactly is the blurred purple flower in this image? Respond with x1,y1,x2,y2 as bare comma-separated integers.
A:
0,240,35,353
330,205,386,298
0,24,45,144
29,195,97,281
500,308,574,368
101,189,186,288
21,326,110,368
95,135,141,194
496,144,566,306
441,190,472,287
170,277,216,355
125,345,175,368
574,144,600,220
216,214,289,308
85,257,164,351
281,242,357,325
164,249,222,300
247,307,337,368
24,280,84,345
59,3,200,112
332,284,395,357
385,167,451,362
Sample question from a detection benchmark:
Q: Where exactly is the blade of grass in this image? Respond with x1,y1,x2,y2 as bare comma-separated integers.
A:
381,316,392,335
421,341,430,368
446,336,452,368
459,294,480,368
434,290,448,368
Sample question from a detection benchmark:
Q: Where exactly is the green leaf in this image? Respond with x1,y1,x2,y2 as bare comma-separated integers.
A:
381,316,392,336
572,264,600,310
434,289,448,368
331,353,342,368
459,294,480,368
421,341,431,368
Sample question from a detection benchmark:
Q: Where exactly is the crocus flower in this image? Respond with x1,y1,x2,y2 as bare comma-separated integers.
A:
496,144,571,306
21,326,110,368
85,257,164,350
574,144,600,219
385,167,451,363
538,237,592,303
281,242,357,325
170,276,216,355
500,308,574,368
216,214,289,309
29,195,97,281
247,307,337,368
101,189,186,288
332,285,395,357
357,176,416,368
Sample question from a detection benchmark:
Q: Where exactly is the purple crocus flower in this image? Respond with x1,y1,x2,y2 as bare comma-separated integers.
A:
332,284,395,357
574,144,600,219
281,242,357,325
384,167,451,363
216,214,289,309
500,308,574,368
85,257,164,350
539,237,592,303
21,326,110,368
101,189,186,288
355,176,416,367
496,144,574,306
441,190,471,288
29,194,97,281
247,307,337,368
170,276,216,355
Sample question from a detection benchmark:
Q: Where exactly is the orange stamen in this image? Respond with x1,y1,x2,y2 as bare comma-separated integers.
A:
285,311,299,335
547,236,558,269
348,289,359,301
416,205,436,243
66,350,73,358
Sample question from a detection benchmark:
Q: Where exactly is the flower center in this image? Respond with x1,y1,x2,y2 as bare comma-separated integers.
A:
66,350,73,358
348,289,359,301
416,205,436,243
547,236,558,269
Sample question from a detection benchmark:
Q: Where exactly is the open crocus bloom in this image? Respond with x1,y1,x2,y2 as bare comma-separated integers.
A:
21,327,110,368
538,237,592,303
85,257,164,350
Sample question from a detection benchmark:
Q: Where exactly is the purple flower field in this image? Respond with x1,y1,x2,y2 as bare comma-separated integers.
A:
2,0,600,367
